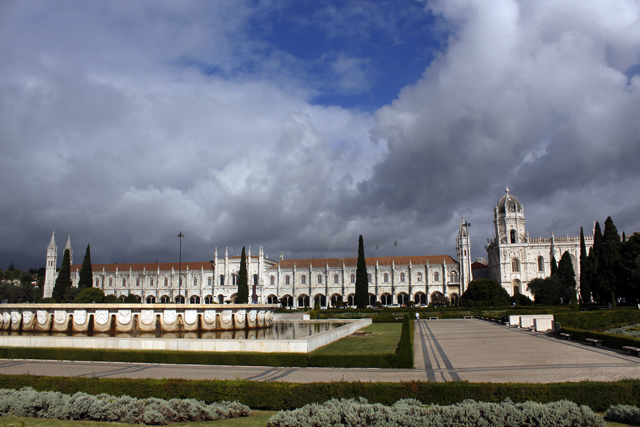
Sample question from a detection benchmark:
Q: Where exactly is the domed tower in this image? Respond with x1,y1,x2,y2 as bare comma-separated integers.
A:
494,186,526,245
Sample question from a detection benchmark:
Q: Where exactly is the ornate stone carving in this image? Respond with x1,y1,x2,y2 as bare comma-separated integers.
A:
36,310,48,325
73,310,87,325
221,310,232,324
95,310,109,325
235,310,246,324
140,310,155,325
54,310,67,325
117,310,132,325
257,310,265,323
204,310,216,324
163,310,177,325
10,311,21,325
2,312,9,324
184,309,197,325
248,310,257,323
22,311,33,325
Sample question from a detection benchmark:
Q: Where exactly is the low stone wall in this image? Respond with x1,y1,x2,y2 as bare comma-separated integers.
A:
0,319,370,353
0,303,276,333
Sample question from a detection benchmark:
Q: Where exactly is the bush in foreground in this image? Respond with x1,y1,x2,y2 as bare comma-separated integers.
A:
266,397,605,427
0,387,249,425
606,405,640,425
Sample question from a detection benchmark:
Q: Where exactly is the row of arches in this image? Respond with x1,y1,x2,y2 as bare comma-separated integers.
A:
116,294,236,305
270,271,459,286
265,291,459,308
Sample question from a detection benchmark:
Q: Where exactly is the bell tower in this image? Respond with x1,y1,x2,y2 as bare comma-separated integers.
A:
494,186,526,245
456,217,472,293
43,231,57,298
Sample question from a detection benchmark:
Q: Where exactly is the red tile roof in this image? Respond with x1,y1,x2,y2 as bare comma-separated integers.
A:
268,255,457,270
70,261,216,273
471,261,489,269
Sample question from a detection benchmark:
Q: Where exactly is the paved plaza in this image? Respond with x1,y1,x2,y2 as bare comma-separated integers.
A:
1,319,639,383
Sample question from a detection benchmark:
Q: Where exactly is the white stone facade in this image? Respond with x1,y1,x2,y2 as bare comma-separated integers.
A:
486,188,593,298
44,220,474,307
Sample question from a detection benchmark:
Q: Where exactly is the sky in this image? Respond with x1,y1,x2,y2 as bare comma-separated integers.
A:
1,0,640,270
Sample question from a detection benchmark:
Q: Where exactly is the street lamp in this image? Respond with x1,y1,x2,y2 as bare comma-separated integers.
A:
178,231,184,303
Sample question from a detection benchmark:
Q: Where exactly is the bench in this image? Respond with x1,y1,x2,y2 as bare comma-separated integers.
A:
623,346,640,356
585,338,603,348
427,316,439,320
463,316,473,319
559,333,573,340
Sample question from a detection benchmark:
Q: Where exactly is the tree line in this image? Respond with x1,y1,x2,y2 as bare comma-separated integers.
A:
580,217,640,304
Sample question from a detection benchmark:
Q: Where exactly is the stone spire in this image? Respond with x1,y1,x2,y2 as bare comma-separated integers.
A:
65,234,73,265
43,230,58,298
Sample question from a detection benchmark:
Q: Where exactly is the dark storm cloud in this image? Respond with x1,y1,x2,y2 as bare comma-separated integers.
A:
1,0,640,271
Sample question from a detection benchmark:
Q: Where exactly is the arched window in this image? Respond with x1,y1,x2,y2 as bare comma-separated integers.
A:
538,256,545,272
510,229,516,243
301,275,306,284
434,272,439,282
219,275,224,286
417,272,423,282
207,277,211,287
318,275,322,284
512,258,520,273
150,278,154,287
384,273,389,283
190,295,200,304
164,277,169,286
122,278,126,287
109,278,112,287
270,275,275,285
136,278,140,287
367,273,371,283
193,277,197,287
232,274,237,286
400,273,405,282
254,274,258,285
350,274,355,283
285,275,290,285
95,278,100,287
146,296,156,304
450,271,458,282
160,295,170,303
333,274,339,284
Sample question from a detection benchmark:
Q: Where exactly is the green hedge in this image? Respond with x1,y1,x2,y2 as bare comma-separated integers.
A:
559,327,640,350
556,310,640,331
0,346,309,367
1,375,639,411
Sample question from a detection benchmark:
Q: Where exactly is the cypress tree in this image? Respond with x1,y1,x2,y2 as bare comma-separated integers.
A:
558,251,577,304
78,243,93,289
601,217,621,303
550,255,558,277
52,248,71,302
355,235,368,309
579,227,590,304
590,222,603,301
237,246,248,303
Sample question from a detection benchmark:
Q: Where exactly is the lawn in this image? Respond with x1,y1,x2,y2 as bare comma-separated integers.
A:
0,414,627,427
310,322,402,355
0,411,277,426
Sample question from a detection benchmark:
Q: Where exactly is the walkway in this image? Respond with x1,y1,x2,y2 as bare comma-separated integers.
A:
1,320,639,383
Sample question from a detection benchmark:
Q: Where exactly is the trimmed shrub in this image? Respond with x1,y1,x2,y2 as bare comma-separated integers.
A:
606,405,640,425
266,397,605,427
0,387,249,425
3,375,639,412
